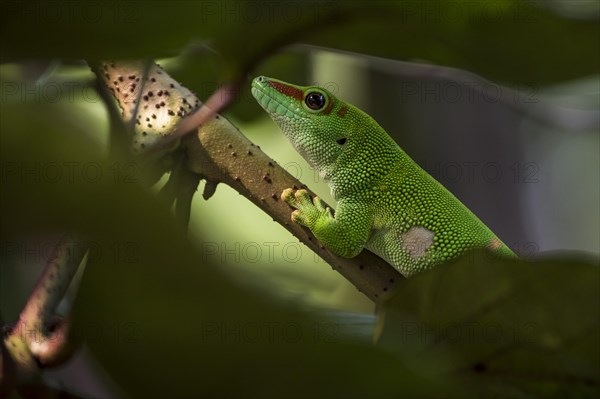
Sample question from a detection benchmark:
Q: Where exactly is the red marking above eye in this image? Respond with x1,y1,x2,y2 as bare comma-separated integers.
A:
322,98,335,115
268,80,304,101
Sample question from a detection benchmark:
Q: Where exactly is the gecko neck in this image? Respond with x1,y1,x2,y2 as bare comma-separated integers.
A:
329,146,411,200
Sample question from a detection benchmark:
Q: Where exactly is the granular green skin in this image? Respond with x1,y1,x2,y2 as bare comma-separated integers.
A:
252,76,515,277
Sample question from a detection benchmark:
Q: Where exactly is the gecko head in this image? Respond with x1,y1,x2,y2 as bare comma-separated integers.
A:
251,76,371,181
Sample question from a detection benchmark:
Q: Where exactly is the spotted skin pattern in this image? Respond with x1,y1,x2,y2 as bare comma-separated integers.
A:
251,76,515,277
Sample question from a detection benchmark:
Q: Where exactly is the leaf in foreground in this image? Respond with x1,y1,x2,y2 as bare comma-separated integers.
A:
377,250,600,398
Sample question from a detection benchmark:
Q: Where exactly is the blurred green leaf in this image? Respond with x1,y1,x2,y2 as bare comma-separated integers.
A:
1,102,448,397
71,225,442,398
377,250,600,398
1,0,598,85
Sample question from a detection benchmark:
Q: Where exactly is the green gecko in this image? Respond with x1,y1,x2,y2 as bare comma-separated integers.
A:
251,76,515,277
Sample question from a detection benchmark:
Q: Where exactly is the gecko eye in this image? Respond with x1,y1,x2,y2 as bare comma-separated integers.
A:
336,138,347,145
305,92,326,110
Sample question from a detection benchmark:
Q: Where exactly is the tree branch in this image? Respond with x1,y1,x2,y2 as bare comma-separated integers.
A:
3,233,87,396
99,60,404,304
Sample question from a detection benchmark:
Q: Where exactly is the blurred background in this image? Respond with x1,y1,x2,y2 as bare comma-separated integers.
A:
3,45,597,317
1,0,598,397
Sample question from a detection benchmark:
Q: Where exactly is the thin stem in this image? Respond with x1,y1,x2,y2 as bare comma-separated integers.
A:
7,233,87,369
